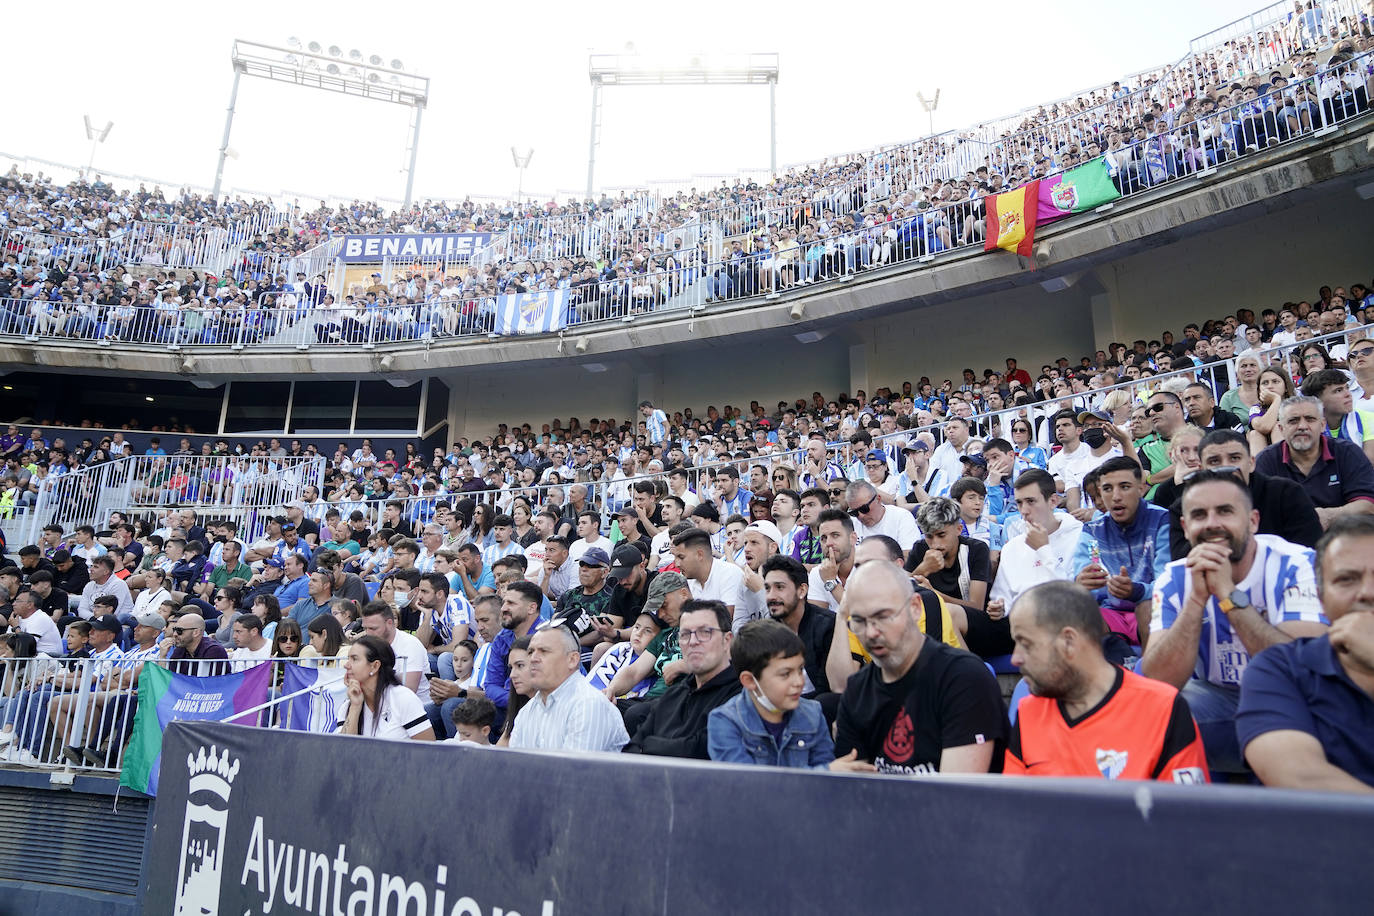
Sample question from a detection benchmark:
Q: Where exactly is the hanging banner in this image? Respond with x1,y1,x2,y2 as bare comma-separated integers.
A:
494,289,568,336
339,233,494,263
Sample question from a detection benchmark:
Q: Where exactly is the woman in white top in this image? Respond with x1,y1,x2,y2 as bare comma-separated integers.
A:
299,614,348,670
338,635,434,741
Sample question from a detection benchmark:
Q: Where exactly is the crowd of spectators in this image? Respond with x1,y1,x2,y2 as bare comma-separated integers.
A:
3,273,1374,790
2,9,1370,345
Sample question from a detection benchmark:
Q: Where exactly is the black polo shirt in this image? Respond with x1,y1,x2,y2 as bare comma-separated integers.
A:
1253,436,1374,510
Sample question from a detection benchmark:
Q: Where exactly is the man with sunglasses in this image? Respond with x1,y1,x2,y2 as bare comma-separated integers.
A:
1349,338,1374,408
845,479,919,561
164,612,228,677
1140,392,1187,499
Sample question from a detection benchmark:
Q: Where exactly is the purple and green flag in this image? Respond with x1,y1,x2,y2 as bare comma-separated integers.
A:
119,661,272,796
1036,158,1122,224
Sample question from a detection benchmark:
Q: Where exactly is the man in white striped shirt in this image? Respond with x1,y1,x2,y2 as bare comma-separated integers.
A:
481,514,526,569
510,626,629,752
640,400,669,446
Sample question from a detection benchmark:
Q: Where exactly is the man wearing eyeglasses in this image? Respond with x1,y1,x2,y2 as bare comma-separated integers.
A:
844,479,919,561
832,560,1005,775
624,599,742,759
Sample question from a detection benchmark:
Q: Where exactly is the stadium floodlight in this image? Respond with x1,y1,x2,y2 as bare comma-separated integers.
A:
82,115,114,180
215,40,430,205
586,51,778,198
511,147,534,200
390,59,403,70
917,89,941,138
287,37,301,49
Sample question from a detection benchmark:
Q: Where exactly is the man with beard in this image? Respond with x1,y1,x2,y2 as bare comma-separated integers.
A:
1004,580,1208,782
1237,517,1374,791
760,554,835,697
1254,395,1374,529
1141,471,1328,773
732,520,782,631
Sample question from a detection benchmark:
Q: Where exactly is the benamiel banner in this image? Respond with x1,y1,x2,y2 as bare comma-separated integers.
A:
339,233,494,263
118,662,271,796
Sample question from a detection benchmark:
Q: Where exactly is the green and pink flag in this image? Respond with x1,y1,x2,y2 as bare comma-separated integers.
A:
119,661,272,796
1036,158,1121,225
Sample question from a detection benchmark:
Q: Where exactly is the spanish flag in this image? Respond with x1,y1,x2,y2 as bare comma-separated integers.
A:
983,179,1041,258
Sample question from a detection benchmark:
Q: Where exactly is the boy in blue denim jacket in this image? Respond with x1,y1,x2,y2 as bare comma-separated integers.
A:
707,619,835,768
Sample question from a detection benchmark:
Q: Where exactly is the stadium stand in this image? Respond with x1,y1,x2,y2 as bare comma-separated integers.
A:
1,15,1371,346
2,1,1374,801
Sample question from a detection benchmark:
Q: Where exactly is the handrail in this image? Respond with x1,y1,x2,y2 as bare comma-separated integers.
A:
5,57,1371,356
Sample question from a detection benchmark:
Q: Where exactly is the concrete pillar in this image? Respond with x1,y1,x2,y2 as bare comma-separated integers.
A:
447,375,470,442
635,370,661,420
1089,265,1124,353
848,342,870,398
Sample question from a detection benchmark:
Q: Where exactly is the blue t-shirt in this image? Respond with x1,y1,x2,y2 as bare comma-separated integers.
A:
1236,635,1374,789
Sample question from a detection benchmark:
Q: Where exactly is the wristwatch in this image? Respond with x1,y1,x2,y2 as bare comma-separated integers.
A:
824,578,841,593
1218,589,1251,614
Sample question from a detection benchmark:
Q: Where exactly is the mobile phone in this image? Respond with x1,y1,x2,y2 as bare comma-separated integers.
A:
424,672,439,680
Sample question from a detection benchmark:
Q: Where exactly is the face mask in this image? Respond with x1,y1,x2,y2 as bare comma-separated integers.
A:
748,677,779,714
394,591,410,608
1083,427,1108,449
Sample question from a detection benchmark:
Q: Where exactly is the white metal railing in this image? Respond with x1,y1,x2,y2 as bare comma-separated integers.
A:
4,53,1367,354
0,656,387,776
1,204,295,278
0,655,138,773
14,455,324,547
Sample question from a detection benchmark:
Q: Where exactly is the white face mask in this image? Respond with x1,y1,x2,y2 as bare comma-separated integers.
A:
394,591,410,608
747,676,779,714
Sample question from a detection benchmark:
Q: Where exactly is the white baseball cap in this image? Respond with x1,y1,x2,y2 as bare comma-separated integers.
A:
744,520,783,547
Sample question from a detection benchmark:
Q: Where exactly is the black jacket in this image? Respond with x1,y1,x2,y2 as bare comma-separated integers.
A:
796,602,837,696
53,556,90,596
624,665,743,759
1168,471,1323,560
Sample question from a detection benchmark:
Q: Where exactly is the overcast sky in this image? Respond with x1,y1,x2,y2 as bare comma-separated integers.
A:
6,0,1267,206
